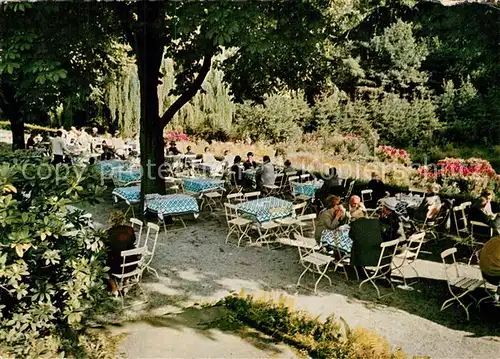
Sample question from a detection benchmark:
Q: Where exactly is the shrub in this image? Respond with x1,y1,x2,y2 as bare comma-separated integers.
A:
220,292,408,359
164,131,190,142
0,152,109,357
376,145,411,165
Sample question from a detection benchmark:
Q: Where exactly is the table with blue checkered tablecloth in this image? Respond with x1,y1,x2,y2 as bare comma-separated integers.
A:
182,178,225,193
292,180,323,198
112,185,141,203
145,194,199,219
320,224,352,253
113,169,141,187
237,196,293,223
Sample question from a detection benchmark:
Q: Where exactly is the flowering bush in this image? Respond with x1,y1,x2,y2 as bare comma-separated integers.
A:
415,157,499,197
376,145,411,165
165,131,190,142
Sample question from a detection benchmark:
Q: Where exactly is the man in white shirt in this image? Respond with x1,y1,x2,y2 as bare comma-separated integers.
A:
222,149,234,169
50,131,67,165
112,131,126,159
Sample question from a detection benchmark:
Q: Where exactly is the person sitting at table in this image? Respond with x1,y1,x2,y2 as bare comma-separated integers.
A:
112,131,126,159
412,183,441,222
471,195,500,235
243,152,258,170
315,195,346,244
222,149,234,169
26,132,36,150
283,159,295,174
474,190,497,220
256,155,275,190
184,146,195,156
202,146,216,163
105,211,140,296
316,167,343,209
167,141,181,155
368,172,386,202
230,155,244,186
348,195,367,221
479,236,500,300
100,140,113,160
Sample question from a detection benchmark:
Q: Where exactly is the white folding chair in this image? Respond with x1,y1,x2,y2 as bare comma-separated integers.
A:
299,173,311,182
287,176,300,194
392,232,426,287
343,180,356,201
244,191,261,202
111,246,147,308
452,204,469,238
359,239,400,298
276,202,308,239
227,192,244,204
200,187,225,211
467,221,493,264
224,203,252,246
361,189,373,203
440,247,487,320
263,173,283,197
143,222,160,279
130,218,144,247
295,234,334,294
296,213,317,237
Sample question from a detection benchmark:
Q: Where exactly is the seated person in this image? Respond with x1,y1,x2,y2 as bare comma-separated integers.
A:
26,132,36,149
315,195,346,244
256,155,276,190
105,211,140,296
316,167,344,207
348,195,367,221
202,147,216,163
474,190,497,220
243,152,258,170
222,149,234,169
184,146,195,156
166,141,181,155
283,159,295,174
367,172,386,202
412,184,441,222
471,195,500,235
230,155,244,186
479,236,500,299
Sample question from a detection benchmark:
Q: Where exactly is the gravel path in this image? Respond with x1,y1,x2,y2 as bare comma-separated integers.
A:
79,197,500,359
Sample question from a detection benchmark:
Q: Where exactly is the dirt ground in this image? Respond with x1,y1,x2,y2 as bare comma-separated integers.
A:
78,189,500,359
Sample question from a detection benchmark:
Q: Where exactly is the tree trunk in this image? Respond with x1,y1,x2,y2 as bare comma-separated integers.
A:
134,5,166,198
0,80,25,150
10,117,25,151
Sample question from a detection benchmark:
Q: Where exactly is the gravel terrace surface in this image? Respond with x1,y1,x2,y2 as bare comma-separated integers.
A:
78,193,500,359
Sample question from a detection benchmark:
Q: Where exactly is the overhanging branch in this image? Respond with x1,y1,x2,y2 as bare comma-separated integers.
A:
160,53,213,128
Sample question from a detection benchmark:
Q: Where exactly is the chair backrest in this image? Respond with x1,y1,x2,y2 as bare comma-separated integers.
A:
346,180,356,198
293,232,319,260
274,173,285,187
144,222,160,261
297,213,317,234
292,202,308,217
361,189,373,203
190,159,202,165
461,201,472,210
453,205,468,234
470,220,493,240
224,202,238,221
405,231,426,260
244,191,260,201
373,238,400,272
227,192,243,203
117,246,146,277
441,247,459,283
285,171,298,177
300,174,311,182
130,218,144,247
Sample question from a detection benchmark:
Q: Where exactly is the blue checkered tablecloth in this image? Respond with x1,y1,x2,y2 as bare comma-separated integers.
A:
183,178,225,193
145,194,199,217
243,170,257,181
397,194,424,209
237,196,292,223
292,180,323,198
113,169,141,187
320,224,352,253
112,185,141,203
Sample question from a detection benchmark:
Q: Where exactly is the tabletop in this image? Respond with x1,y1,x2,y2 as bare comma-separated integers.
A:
292,180,324,198
113,169,141,187
112,185,141,203
237,196,292,223
320,224,352,253
145,194,199,217
182,177,225,193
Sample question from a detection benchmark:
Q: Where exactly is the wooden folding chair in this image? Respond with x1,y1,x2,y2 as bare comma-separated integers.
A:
224,203,252,246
